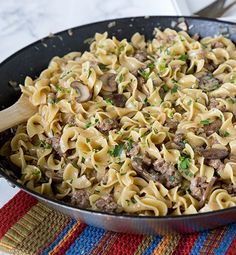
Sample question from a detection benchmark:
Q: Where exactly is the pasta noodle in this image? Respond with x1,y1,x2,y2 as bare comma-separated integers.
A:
2,27,236,216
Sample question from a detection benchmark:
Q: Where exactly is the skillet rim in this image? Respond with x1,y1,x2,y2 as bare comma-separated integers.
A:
0,15,236,221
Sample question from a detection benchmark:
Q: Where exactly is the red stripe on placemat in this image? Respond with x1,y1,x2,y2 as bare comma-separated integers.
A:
107,233,144,255
50,222,87,255
0,191,37,238
225,236,236,255
172,232,199,255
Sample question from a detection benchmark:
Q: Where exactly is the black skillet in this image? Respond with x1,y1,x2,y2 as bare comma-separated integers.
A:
0,16,236,235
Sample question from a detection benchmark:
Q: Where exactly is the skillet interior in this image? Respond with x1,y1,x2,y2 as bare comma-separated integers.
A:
1,16,236,234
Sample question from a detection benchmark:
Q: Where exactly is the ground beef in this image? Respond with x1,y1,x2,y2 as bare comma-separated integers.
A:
153,159,182,188
222,183,236,196
196,72,221,92
71,190,90,208
97,118,119,133
206,159,224,172
199,148,229,160
165,119,179,132
172,133,185,150
105,93,127,107
131,157,161,183
190,176,208,201
46,135,64,157
208,98,226,112
203,119,222,136
126,142,140,157
95,194,119,213
133,50,148,62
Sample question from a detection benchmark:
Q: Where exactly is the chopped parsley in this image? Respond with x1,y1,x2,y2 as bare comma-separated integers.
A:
138,69,151,81
227,97,236,104
179,155,190,170
144,97,148,104
187,100,192,106
230,76,236,83
39,140,52,149
147,62,155,70
169,176,176,183
171,84,178,94
200,119,211,126
49,98,57,104
118,74,124,83
172,78,178,83
105,98,113,105
131,197,137,204
126,199,131,206
86,138,90,143
88,69,92,78
201,43,208,49
98,63,109,71
127,138,134,151
108,143,124,157
222,131,230,137
178,54,188,61
81,157,85,164
85,122,92,128
159,63,167,72
162,84,169,92
117,44,125,55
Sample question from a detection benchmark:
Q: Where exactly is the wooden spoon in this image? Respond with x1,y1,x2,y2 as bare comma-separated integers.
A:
0,95,37,133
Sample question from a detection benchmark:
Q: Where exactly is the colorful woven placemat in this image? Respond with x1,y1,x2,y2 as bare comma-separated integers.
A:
0,191,235,255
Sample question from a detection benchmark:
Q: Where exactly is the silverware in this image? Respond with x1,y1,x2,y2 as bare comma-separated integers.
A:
194,0,236,18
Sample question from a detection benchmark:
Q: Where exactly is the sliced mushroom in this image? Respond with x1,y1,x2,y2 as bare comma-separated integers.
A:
199,148,229,160
70,81,91,102
100,73,117,92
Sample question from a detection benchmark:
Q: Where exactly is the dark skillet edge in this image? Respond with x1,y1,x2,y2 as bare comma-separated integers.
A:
0,15,236,222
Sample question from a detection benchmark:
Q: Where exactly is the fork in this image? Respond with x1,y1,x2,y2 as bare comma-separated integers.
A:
194,0,236,18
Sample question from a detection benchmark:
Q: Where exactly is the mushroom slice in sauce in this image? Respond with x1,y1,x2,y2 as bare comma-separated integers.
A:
100,73,118,92
70,81,91,102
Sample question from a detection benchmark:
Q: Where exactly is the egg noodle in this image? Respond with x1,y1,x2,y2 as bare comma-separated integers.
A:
2,28,236,216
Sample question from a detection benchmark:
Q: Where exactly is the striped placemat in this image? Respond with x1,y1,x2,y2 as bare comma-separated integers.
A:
0,191,235,255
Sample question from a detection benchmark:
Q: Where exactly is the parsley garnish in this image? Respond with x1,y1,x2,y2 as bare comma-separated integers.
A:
200,119,211,126
179,54,188,61
169,176,176,183
127,138,134,151
222,131,230,137
147,62,155,70
159,63,167,72
138,69,150,81
85,122,92,128
172,78,178,83
171,84,178,94
81,157,85,163
187,100,192,106
105,98,113,105
227,97,236,104
49,98,57,104
162,84,169,92
117,44,125,55
108,143,124,157
39,140,52,149
131,197,137,204
98,63,109,71
87,69,92,78
179,156,190,170
118,74,124,83
126,199,131,206
86,138,90,143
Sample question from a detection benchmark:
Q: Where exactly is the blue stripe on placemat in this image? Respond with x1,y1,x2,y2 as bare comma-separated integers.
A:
214,223,236,255
190,230,209,255
142,235,163,255
65,226,106,255
41,219,77,255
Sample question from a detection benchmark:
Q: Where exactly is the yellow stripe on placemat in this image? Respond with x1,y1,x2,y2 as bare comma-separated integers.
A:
13,204,70,255
0,203,51,253
153,234,180,255
134,236,153,255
